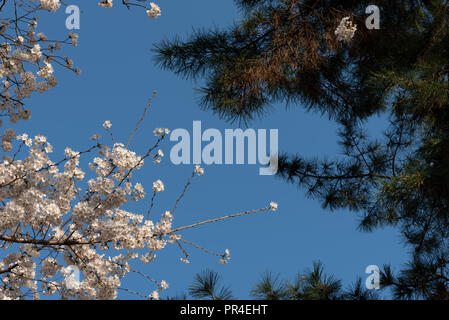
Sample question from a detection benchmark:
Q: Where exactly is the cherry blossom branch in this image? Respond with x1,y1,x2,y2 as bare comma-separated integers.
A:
127,91,157,148
169,206,274,234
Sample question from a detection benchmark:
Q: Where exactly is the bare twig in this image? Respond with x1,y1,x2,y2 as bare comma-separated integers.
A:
169,207,272,234
127,91,157,148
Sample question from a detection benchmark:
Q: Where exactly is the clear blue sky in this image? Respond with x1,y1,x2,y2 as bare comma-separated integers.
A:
15,1,408,299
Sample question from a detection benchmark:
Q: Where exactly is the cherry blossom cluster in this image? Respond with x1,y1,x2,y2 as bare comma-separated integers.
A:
0,120,276,299
101,0,162,19
39,0,61,12
0,1,160,150
0,1,82,151
334,16,357,42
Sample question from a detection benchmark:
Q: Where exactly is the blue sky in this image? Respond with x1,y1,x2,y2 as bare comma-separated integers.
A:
13,1,408,299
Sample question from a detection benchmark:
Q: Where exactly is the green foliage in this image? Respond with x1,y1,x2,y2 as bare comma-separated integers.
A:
250,272,289,300
188,269,234,300
251,261,351,300
171,262,379,300
341,277,379,300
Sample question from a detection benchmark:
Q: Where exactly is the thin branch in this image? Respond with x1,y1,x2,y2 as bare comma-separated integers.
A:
127,91,157,148
168,207,272,234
